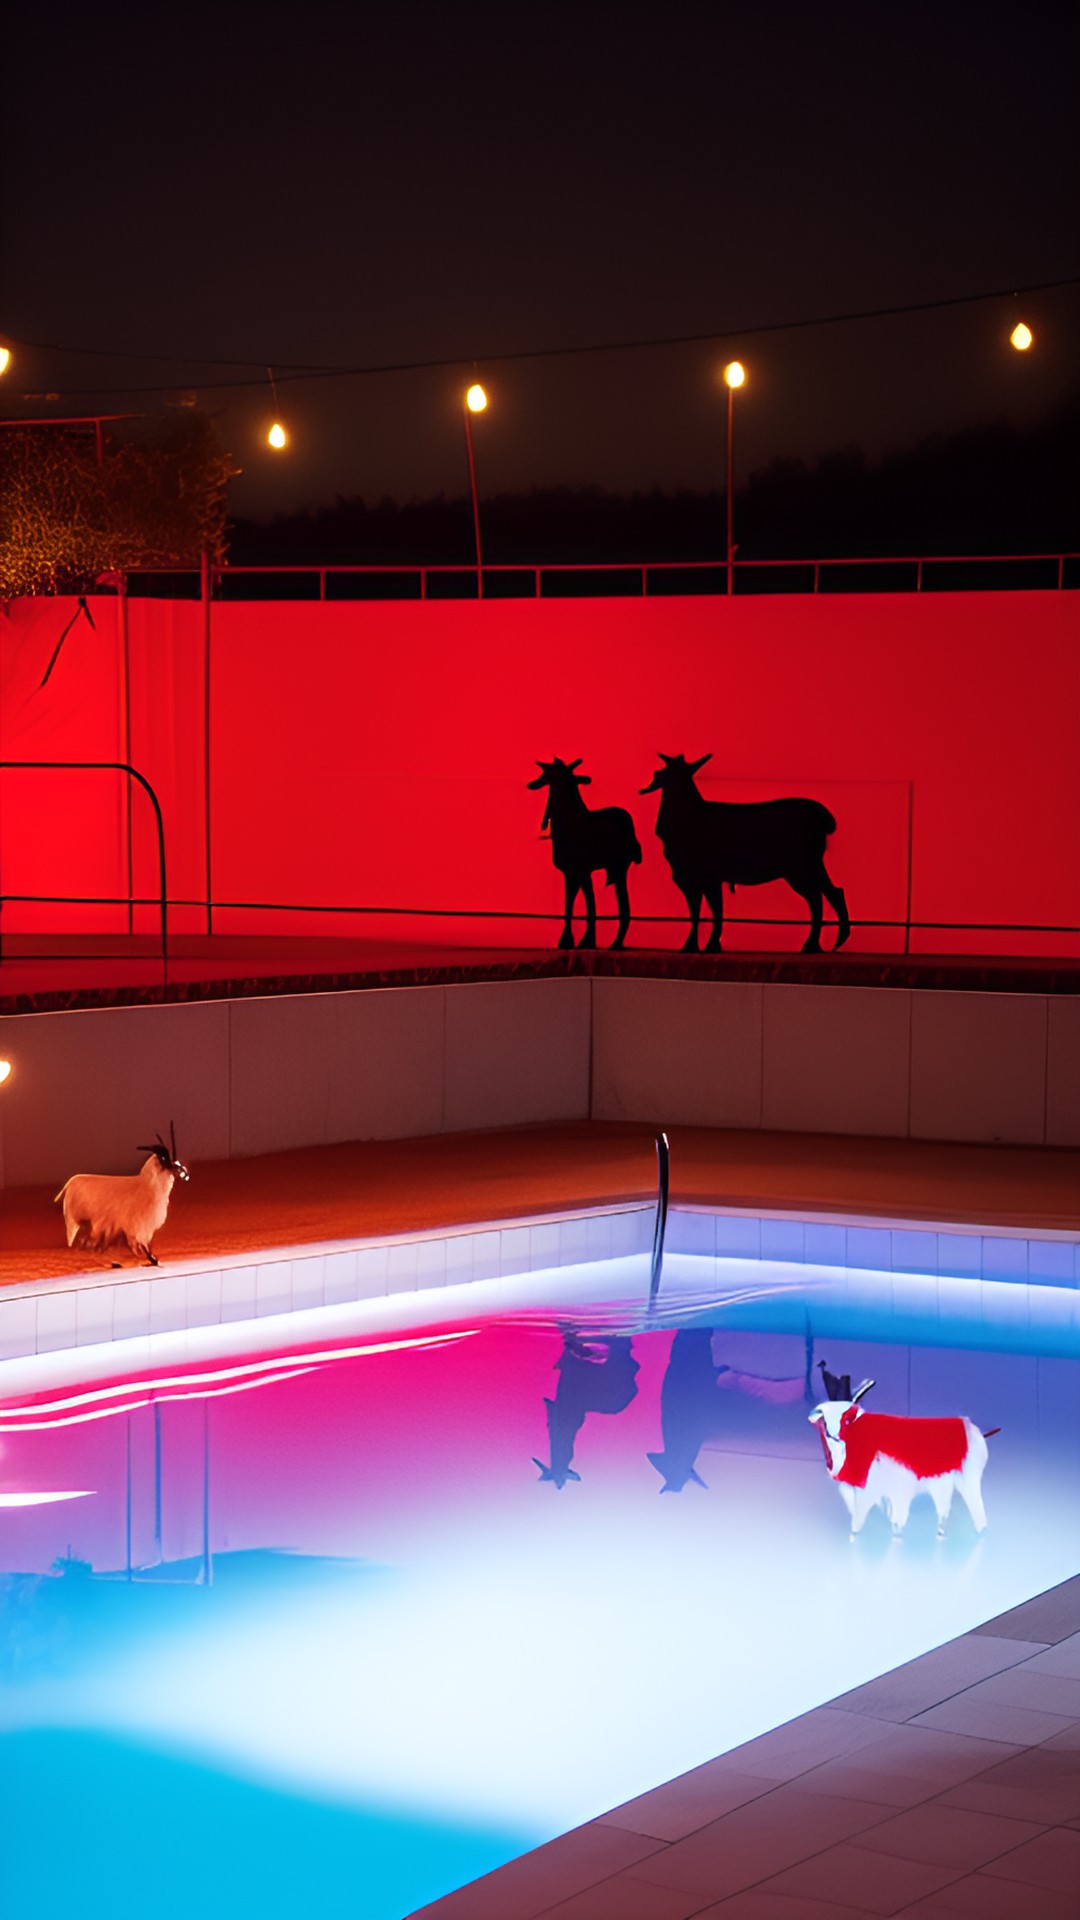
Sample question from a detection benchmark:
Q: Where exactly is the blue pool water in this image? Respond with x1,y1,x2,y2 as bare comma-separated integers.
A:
2,1251,1078,1918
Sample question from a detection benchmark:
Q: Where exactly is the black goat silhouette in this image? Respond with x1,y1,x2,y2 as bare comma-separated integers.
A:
647,1328,812,1492
529,757,641,950
534,1331,640,1488
640,752,851,954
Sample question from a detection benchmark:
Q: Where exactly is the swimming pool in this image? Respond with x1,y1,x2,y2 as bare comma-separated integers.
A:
2,1246,1079,1918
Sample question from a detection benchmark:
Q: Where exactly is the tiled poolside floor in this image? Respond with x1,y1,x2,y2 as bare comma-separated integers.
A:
3,1120,1078,1289
410,1575,1080,1918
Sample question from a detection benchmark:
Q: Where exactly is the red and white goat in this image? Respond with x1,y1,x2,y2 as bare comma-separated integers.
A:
810,1380,992,1539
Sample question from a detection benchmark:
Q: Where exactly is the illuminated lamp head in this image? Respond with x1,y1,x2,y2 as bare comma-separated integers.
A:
0,1059,11,1085
1009,322,1033,351
267,421,288,449
465,383,488,413
0,347,10,376
723,360,746,389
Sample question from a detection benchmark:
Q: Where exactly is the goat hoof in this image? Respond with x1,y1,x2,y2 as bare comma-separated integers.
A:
835,927,852,951
557,933,574,950
577,935,597,950
801,939,823,954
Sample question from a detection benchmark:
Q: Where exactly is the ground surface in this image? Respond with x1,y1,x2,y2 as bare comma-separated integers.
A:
3,1121,1077,1289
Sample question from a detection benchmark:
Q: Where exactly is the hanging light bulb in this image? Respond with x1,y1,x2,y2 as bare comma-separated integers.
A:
265,366,288,449
465,382,488,412
1009,322,1033,351
0,346,11,376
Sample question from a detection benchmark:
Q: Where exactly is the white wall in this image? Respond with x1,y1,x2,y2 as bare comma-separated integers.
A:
0,975,1072,1189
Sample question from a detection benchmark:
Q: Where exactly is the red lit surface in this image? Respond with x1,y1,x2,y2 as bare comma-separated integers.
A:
2,592,1077,954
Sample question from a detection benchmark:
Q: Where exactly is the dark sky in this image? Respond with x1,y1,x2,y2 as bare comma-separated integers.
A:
3,0,1077,518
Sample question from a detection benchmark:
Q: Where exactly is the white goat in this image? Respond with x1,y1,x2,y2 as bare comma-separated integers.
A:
55,1127,189,1266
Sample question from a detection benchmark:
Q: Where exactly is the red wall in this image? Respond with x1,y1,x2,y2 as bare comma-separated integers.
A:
2,591,1077,954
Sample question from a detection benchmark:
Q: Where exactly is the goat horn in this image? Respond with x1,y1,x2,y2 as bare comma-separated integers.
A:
566,757,583,771
170,1119,177,1157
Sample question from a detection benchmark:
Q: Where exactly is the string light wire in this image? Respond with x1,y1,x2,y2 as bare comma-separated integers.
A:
4,274,1077,402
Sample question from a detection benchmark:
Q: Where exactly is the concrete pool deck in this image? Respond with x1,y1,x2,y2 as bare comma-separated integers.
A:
412,1574,1080,1919
2,1120,1078,1291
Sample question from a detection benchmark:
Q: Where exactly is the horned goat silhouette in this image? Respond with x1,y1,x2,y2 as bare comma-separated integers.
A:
529,757,641,949
641,753,851,953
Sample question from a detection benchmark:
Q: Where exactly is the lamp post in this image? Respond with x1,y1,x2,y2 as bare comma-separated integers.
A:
463,382,488,598
723,360,745,596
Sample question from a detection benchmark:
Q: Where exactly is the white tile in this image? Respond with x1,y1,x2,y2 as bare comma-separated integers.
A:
416,1238,447,1290
149,1275,187,1334
185,1269,223,1328
558,1219,591,1266
0,1000,231,1187
762,984,911,1136
472,1229,503,1283
499,1224,533,1276
111,1279,153,1342
717,1215,763,1260
0,1295,37,1360
1027,1239,1076,1287
804,1221,846,1267
937,1232,982,1279
444,979,590,1132
387,1242,418,1294
290,1253,326,1308
530,1220,562,1270
585,1213,615,1261
910,991,1048,1145
220,1263,258,1321
330,987,445,1142
609,1210,647,1260
256,1261,292,1317
892,1227,937,1274
847,1226,892,1270
592,977,764,1127
323,1250,359,1305
668,1210,716,1256
1047,996,1080,1146
761,1218,805,1264
444,1234,475,1289
228,994,335,1155
982,1237,1028,1283
354,1244,389,1298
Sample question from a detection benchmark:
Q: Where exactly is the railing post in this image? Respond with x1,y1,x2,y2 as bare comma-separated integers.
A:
201,551,213,935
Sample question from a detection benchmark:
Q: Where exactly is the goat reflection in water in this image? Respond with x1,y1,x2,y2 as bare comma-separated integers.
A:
534,1327,813,1493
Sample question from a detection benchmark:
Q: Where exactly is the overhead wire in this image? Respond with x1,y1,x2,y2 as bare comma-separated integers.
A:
6,273,1079,401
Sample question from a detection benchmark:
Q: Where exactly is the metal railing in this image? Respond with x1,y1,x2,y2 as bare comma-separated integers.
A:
0,761,169,980
118,551,1079,600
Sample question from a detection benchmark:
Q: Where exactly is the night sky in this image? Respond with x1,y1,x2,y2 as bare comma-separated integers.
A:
2,0,1077,518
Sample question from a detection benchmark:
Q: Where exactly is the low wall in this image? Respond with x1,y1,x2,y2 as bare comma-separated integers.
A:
1,976,1076,1189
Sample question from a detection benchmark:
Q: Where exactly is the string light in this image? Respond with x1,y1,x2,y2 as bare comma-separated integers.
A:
266,365,288,449
1010,322,1033,351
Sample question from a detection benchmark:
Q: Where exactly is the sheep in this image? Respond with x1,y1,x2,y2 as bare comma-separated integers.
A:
528,756,642,949
55,1125,189,1266
640,751,851,953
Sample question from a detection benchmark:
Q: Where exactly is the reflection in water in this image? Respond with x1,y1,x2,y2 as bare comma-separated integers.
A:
648,1325,813,1491
533,1330,640,1486
1,1272,1079,1920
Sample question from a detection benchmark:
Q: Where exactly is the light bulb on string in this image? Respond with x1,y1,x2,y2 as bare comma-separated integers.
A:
265,366,289,449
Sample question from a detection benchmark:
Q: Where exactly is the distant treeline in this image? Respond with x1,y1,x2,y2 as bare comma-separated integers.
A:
229,404,1078,567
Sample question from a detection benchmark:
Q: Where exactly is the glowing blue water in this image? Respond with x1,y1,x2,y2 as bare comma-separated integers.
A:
2,1254,1078,1918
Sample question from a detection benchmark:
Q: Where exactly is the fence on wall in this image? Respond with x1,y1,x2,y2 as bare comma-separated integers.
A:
124,552,1079,601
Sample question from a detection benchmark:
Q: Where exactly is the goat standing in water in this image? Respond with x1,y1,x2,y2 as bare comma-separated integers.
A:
529,757,641,949
641,752,850,953
55,1126,189,1266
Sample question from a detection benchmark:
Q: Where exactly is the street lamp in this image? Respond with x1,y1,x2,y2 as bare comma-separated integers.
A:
463,382,488,598
1009,322,1033,351
723,360,745,596
0,346,11,376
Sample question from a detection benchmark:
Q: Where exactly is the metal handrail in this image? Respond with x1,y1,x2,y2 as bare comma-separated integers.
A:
0,761,168,981
114,550,1077,600
649,1132,670,1314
